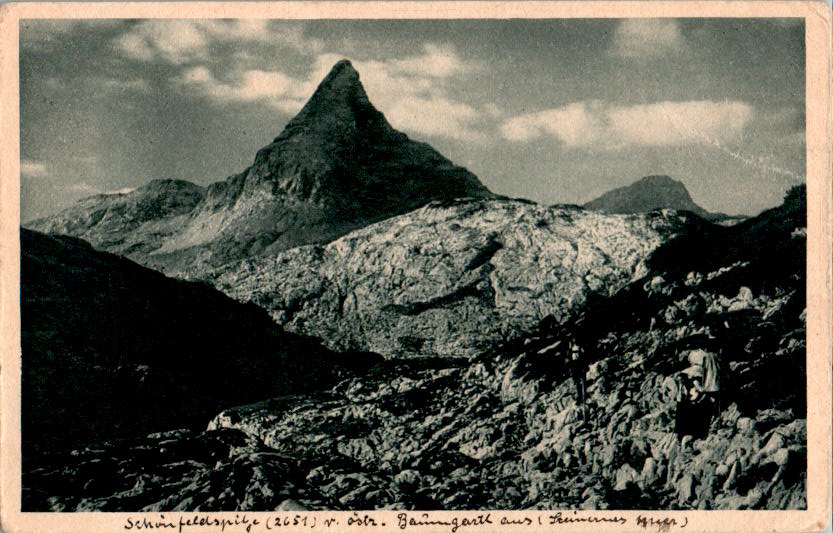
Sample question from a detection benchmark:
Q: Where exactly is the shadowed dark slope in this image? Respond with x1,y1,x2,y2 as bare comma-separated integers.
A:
21,228,380,463
646,184,806,282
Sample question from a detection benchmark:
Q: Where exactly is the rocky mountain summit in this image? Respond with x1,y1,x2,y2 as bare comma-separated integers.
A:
25,186,806,511
27,60,493,275
207,198,692,358
585,175,713,219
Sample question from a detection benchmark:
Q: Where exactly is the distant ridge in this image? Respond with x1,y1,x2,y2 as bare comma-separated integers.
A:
26,179,205,257
584,175,712,218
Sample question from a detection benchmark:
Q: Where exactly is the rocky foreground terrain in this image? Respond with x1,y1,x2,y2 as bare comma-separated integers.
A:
27,60,493,276
23,186,806,511
207,198,690,358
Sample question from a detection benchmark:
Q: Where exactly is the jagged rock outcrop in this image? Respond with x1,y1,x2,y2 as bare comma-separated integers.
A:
23,188,806,511
207,198,692,358
199,188,805,509
27,60,493,275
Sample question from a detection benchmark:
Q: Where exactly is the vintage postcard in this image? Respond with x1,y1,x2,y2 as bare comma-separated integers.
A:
0,2,830,533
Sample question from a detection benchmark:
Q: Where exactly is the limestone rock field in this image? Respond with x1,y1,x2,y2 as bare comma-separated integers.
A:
23,187,806,511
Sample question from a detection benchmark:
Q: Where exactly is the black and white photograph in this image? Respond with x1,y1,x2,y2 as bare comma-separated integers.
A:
1,3,830,532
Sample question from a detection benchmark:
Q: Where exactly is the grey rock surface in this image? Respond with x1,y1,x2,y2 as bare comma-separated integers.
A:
23,188,807,511
208,199,689,358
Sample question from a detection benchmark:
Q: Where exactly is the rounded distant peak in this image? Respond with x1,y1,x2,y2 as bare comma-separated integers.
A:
138,178,204,194
639,175,680,186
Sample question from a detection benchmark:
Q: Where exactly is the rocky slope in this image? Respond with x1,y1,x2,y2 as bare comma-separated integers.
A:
26,60,493,276
20,228,379,465
26,179,205,257
23,186,807,511
206,198,692,358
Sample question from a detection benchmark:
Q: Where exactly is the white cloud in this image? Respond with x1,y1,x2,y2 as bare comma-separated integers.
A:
20,159,48,178
384,95,485,143
500,100,754,149
115,20,321,64
501,102,601,144
483,103,503,119
167,35,494,142
609,101,753,146
177,66,309,113
116,20,208,64
611,19,684,58
177,45,497,143
233,70,298,101
391,43,470,78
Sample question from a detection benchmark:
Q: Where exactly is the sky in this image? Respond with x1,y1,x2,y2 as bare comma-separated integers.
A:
19,18,805,221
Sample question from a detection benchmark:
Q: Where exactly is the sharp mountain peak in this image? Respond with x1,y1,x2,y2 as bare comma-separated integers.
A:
301,59,367,109
321,59,361,86
29,58,493,274
277,59,389,141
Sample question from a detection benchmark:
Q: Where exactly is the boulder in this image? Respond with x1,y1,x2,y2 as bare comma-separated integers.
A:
614,464,639,491
726,286,754,312
393,469,421,488
276,499,309,511
675,473,696,505
641,457,659,487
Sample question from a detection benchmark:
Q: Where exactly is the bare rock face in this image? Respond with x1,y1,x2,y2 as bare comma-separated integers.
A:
27,60,493,275
208,198,689,358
